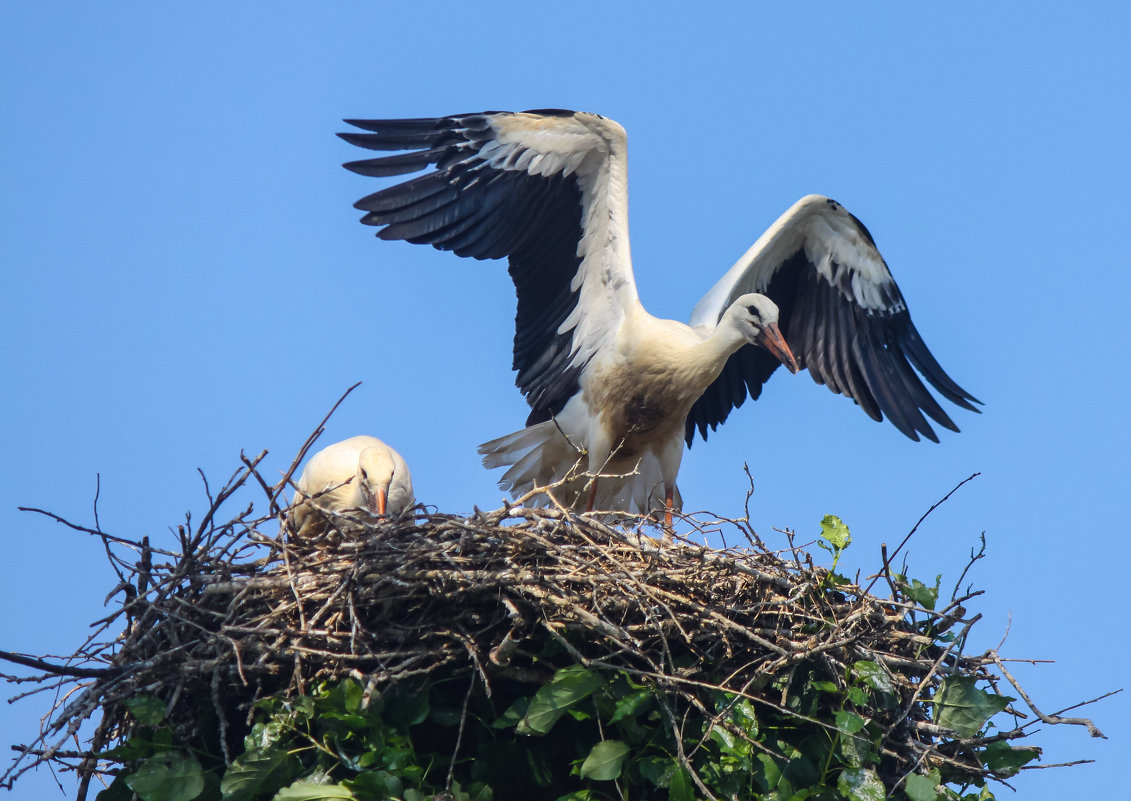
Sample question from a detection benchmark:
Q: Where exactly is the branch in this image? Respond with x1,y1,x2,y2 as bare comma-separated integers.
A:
988,650,1111,738
0,651,114,679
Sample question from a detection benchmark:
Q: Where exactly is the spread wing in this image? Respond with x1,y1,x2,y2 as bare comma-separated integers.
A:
340,110,640,421
686,195,980,444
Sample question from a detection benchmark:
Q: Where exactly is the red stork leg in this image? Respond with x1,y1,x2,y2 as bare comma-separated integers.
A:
664,485,674,537
587,478,599,513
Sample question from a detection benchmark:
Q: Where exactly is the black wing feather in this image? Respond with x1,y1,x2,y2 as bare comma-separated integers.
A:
686,236,980,445
341,114,587,414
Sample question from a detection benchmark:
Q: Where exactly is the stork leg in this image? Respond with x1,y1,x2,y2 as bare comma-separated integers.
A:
586,478,599,513
663,486,674,540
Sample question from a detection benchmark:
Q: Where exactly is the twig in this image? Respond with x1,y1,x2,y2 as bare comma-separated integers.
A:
988,651,1109,738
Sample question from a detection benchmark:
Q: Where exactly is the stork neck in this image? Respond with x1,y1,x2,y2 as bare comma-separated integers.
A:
697,323,749,370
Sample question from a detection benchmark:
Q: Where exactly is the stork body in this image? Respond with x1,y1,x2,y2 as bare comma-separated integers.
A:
480,294,796,517
340,110,979,519
290,435,414,538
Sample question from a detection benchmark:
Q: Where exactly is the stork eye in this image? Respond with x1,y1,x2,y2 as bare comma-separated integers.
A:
746,305,758,316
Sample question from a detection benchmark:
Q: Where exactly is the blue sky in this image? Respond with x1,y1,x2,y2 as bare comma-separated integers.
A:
2,3,1128,798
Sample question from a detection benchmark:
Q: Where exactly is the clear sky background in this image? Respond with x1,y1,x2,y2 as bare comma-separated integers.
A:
2,3,1128,798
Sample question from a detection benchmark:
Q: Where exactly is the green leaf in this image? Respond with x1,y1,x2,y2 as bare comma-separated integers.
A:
835,709,867,735
903,770,942,801
272,782,355,800
518,666,604,735
668,767,694,801
710,725,736,750
342,771,402,800
837,727,872,768
493,696,530,729
125,696,168,727
243,720,288,753
836,767,885,801
756,753,782,788
125,751,205,801
292,696,316,720
637,757,674,787
96,773,136,801
607,689,651,724
219,747,290,799
851,661,892,694
819,515,851,550
429,702,464,727
579,740,630,781
96,730,157,762
980,741,1040,778
379,680,430,728
895,574,941,610
934,677,1012,737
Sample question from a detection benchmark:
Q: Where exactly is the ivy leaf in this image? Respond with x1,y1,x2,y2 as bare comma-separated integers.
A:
903,770,942,801
125,696,167,727
895,574,941,610
819,515,851,550
493,696,530,729
125,751,205,801
851,661,893,694
272,781,356,800
980,741,1041,777
343,770,402,800
379,680,430,728
835,709,867,735
934,677,1012,737
219,747,291,799
518,666,604,735
668,767,694,801
96,730,156,762
607,690,651,725
637,757,674,787
243,720,287,753
95,773,136,801
836,767,885,801
579,740,630,781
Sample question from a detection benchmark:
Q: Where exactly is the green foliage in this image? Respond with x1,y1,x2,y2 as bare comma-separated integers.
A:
934,677,1013,738
96,516,1030,801
894,573,942,611
818,514,852,581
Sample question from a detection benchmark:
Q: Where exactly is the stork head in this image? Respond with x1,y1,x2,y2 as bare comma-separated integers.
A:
357,446,396,515
726,293,799,374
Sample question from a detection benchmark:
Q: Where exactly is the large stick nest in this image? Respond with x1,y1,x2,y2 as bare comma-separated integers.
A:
0,442,1107,799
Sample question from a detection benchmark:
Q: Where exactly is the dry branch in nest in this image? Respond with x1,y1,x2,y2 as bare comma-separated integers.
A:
0,442,1109,800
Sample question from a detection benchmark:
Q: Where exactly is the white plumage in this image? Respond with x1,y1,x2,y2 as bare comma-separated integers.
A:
290,435,414,538
340,110,979,525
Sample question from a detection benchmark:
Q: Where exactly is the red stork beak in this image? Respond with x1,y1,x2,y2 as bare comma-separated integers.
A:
367,487,388,516
756,323,800,374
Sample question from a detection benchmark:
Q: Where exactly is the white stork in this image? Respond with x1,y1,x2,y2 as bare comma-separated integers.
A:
290,435,415,538
339,110,979,526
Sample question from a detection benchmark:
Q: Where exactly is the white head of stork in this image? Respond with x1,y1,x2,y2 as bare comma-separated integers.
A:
339,110,979,527
290,435,414,538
